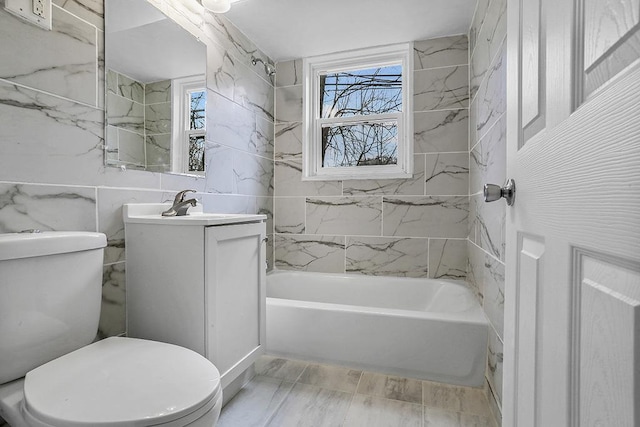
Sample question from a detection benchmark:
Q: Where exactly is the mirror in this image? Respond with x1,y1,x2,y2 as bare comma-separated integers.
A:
105,0,207,175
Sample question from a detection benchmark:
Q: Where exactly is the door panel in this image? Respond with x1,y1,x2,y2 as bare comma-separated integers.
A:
582,0,640,98
505,0,640,424
515,234,545,427
572,250,640,426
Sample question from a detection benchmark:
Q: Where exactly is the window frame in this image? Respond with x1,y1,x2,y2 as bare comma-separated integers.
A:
302,43,413,181
171,75,206,175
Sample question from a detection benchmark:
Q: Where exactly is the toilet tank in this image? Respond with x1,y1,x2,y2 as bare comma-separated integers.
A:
0,231,107,384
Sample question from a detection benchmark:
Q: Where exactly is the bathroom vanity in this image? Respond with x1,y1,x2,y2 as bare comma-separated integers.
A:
123,204,267,390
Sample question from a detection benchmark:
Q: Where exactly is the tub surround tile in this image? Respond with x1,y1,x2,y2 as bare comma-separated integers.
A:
266,383,353,427
414,109,469,154
425,153,469,196
343,395,422,427
275,84,303,123
0,5,98,106
233,58,275,121
346,236,429,278
274,197,305,234
414,66,469,111
475,45,506,142
470,115,506,195
383,196,469,238
274,158,342,197
483,255,505,338
305,196,382,236
297,364,363,394
276,59,303,87
423,381,492,417
274,234,345,273
467,242,486,301
470,0,507,101
428,239,467,280
357,372,423,405
342,155,425,196
469,0,491,53
469,194,505,261
217,376,294,427
206,43,236,100
414,35,468,70
275,122,303,159
487,328,504,406
255,356,309,382
98,262,125,338
0,184,96,233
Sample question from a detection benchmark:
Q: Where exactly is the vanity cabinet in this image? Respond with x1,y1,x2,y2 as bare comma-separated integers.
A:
124,204,267,388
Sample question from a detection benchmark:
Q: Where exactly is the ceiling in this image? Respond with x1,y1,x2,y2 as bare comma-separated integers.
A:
224,0,478,62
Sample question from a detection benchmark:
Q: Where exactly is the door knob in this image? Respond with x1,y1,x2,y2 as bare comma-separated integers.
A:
484,179,516,206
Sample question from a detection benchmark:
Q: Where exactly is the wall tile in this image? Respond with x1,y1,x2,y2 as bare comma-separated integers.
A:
233,60,274,121
275,234,345,273
414,109,469,154
256,196,274,236
470,0,507,101
145,102,171,134
276,59,303,87
117,129,145,166
97,188,165,264
414,35,468,70
383,196,468,238
274,158,342,197
145,80,171,104
469,194,505,261
275,122,303,159
274,197,305,234
206,43,236,100
343,155,426,196
0,183,96,233
483,255,505,339
99,262,125,338
425,153,469,196
204,143,236,193
275,85,303,123
414,65,469,111
469,0,491,53
0,5,98,106
467,241,486,301
475,44,506,142
346,236,429,277
470,114,506,195
54,0,104,30
117,73,144,104
428,239,467,279
306,196,382,236
487,327,504,407
0,82,106,186
107,92,144,133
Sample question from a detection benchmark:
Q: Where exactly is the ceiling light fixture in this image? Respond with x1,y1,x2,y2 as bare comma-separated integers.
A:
201,0,231,13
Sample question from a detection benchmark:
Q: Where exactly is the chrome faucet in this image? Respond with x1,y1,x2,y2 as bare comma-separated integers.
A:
161,189,197,216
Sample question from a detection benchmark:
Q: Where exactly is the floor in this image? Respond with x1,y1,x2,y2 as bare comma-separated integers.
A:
218,356,499,427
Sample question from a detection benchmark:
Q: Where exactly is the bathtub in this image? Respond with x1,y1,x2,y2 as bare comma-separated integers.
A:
266,270,489,387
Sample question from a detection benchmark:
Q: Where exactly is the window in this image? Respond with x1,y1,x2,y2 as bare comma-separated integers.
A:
303,43,413,180
172,76,206,175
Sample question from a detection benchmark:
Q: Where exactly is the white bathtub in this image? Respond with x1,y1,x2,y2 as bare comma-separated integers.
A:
266,270,489,387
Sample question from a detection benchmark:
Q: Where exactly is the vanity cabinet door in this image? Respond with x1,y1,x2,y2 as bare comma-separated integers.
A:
204,221,266,388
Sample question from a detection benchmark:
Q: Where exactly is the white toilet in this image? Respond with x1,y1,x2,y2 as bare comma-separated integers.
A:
0,231,223,427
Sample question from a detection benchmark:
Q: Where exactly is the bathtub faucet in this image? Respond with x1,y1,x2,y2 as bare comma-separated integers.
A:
161,190,197,216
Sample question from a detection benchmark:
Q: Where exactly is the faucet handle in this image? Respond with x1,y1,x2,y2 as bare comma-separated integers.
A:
173,189,196,204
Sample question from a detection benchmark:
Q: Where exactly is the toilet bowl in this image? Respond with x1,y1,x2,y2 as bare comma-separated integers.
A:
0,232,223,426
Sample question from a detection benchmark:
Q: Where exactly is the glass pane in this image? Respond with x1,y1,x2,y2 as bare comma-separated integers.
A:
322,122,398,168
189,135,205,172
321,65,402,119
189,91,206,130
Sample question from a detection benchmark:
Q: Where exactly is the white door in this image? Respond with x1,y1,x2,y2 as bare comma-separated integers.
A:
502,0,640,425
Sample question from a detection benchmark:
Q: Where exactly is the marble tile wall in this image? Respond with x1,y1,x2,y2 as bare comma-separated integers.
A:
0,0,274,338
273,35,469,279
468,0,507,423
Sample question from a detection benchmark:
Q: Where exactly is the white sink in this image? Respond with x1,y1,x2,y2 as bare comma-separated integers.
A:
123,203,266,226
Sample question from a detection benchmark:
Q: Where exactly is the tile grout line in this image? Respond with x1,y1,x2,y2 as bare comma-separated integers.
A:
339,370,364,426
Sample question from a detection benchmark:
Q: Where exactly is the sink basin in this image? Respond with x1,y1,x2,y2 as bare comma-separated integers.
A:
123,203,267,226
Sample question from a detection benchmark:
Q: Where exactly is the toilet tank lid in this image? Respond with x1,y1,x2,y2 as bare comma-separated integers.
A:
0,231,107,261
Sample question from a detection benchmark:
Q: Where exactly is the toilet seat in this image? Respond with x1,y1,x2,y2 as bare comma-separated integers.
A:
22,337,222,427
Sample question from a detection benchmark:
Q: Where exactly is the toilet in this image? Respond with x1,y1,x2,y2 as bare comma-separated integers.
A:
0,231,223,427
